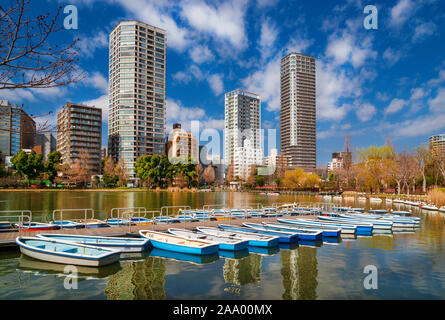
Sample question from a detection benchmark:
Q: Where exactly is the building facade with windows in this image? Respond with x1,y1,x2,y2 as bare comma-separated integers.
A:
280,52,316,170
429,134,445,155
224,89,263,181
0,100,36,157
34,132,56,160
56,103,102,174
166,123,199,164
108,20,166,180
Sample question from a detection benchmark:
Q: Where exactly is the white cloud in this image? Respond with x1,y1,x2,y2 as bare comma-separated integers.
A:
207,74,224,96
383,48,402,66
392,112,445,137
258,19,278,60
172,71,192,83
256,0,278,8
114,0,190,51
413,21,437,42
180,0,248,50
385,98,407,115
390,0,415,27
410,87,425,100
326,32,376,68
356,103,376,122
428,87,445,113
77,31,108,58
189,45,214,64
83,72,108,94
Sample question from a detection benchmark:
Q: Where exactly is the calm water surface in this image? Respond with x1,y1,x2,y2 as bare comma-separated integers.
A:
0,191,444,299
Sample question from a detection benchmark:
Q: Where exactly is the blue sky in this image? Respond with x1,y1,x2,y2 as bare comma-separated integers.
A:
2,0,445,166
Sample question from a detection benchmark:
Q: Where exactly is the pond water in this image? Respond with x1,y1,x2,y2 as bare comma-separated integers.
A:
0,191,443,299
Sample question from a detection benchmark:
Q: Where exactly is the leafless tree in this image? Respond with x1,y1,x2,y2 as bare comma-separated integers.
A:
202,164,215,185
0,0,84,90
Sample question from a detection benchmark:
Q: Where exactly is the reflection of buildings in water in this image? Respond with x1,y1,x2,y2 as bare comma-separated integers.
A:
223,255,262,286
105,258,166,300
280,247,318,300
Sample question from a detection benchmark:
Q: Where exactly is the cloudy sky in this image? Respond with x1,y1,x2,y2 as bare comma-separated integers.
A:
2,0,445,166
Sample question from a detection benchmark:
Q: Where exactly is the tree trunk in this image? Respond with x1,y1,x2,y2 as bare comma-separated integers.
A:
422,173,426,194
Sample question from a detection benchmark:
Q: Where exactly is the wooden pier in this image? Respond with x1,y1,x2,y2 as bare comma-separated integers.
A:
0,216,316,250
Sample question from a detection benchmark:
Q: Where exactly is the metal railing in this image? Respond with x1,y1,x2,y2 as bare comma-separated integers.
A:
53,208,95,228
160,206,191,229
0,210,32,233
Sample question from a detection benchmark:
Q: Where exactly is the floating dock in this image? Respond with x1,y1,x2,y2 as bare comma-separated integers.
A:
0,216,315,250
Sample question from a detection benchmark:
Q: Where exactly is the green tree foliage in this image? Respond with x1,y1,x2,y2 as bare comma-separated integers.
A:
11,151,44,184
44,151,62,182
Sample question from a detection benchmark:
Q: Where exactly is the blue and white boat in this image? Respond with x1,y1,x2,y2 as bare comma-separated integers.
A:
16,236,121,266
139,230,219,255
263,222,341,238
197,226,279,248
219,224,299,243
175,215,199,222
335,214,394,229
246,210,264,218
76,219,109,229
368,209,388,214
230,209,250,218
277,218,357,234
106,218,131,226
167,228,248,251
36,233,150,253
52,220,84,229
243,222,323,241
130,217,153,225
153,216,180,223
340,213,418,227
317,216,375,232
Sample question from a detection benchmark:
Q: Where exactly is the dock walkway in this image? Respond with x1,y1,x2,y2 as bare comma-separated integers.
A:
0,216,315,250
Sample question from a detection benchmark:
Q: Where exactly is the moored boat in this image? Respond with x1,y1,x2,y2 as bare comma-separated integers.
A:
139,230,219,255
263,222,341,237
13,222,60,232
197,226,279,248
167,228,248,251
243,222,323,241
76,219,109,229
130,217,153,225
219,224,299,243
16,236,121,267
106,218,131,226
52,220,84,229
153,216,180,223
36,233,150,252
318,216,383,231
277,218,357,234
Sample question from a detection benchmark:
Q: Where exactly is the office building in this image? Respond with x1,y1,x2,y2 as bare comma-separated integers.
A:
33,132,56,160
327,151,352,172
280,52,316,169
108,20,166,180
0,100,36,156
56,103,102,174
429,134,445,155
224,89,263,181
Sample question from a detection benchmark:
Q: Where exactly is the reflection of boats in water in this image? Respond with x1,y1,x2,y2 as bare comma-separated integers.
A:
322,236,342,245
247,246,280,256
279,243,299,250
218,249,250,260
120,251,150,261
148,248,220,265
298,240,323,248
17,255,121,278
223,254,262,286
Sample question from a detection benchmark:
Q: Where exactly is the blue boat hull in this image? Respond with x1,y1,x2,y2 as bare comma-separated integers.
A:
149,238,219,255
221,225,297,243
247,238,279,247
218,241,249,251
85,224,109,229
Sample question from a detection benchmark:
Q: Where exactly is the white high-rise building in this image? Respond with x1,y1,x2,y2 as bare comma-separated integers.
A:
108,20,166,179
224,89,263,180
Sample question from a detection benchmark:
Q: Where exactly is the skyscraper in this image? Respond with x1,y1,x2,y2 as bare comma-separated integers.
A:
108,20,166,180
224,89,263,180
280,52,316,169
0,100,36,156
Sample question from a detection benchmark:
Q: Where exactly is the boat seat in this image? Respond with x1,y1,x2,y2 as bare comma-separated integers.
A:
35,245,46,249
62,248,78,253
